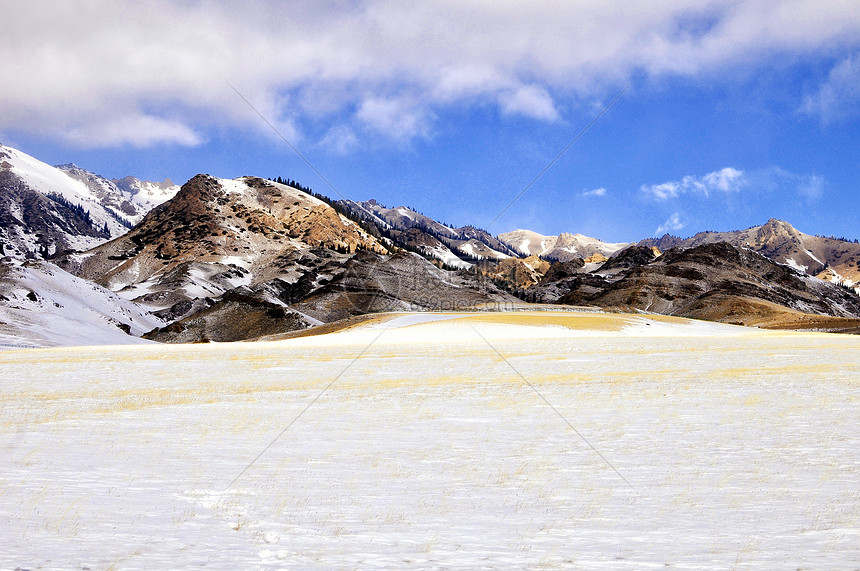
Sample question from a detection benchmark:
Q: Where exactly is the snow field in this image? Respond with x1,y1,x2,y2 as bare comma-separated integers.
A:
1,314,859,568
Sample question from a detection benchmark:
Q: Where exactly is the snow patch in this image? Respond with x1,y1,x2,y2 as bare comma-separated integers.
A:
2,313,860,567
785,258,808,273
218,178,250,195
806,249,824,266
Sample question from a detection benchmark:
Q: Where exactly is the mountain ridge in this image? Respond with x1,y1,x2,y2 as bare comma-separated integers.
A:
638,218,860,293
498,228,629,263
2,143,859,345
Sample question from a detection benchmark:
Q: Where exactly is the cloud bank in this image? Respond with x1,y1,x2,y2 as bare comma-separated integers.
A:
2,1,859,148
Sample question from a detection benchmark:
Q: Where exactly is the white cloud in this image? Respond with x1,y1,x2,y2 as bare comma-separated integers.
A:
0,1,859,148
62,114,201,148
498,85,559,121
580,187,607,198
319,125,359,155
797,173,825,202
642,167,746,201
656,212,685,235
356,97,433,141
801,54,860,122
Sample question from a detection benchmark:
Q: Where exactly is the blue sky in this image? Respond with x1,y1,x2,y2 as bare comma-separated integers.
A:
2,1,859,243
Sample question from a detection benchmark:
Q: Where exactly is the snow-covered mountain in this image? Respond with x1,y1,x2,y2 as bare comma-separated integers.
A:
62,174,389,309
0,257,163,347
0,144,134,258
111,175,180,221
54,175,516,342
340,200,518,267
58,164,179,225
499,229,629,262
2,143,859,346
0,145,178,262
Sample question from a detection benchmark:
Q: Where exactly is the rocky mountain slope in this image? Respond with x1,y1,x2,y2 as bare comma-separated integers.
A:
340,200,518,267
142,289,313,343
499,229,629,262
482,255,551,290
54,175,517,342
639,218,860,291
537,242,860,331
3,143,860,344
291,250,514,324
61,174,388,308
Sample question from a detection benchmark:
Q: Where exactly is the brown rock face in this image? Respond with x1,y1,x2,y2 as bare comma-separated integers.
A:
638,218,860,282
484,255,551,289
555,242,860,324
61,175,388,305
143,290,312,343
584,253,608,264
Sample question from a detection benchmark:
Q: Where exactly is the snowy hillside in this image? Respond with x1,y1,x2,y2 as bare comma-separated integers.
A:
0,258,162,347
59,165,179,225
111,175,180,221
499,228,629,261
0,145,178,262
0,145,130,242
341,199,517,266
1,311,858,567
67,174,388,309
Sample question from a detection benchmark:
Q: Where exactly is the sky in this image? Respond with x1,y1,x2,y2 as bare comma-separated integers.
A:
1,1,859,243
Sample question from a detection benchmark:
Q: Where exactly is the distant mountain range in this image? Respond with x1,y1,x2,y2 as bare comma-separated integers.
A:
340,199,520,268
498,228,629,263
0,144,179,259
59,164,179,225
1,143,858,346
638,219,860,286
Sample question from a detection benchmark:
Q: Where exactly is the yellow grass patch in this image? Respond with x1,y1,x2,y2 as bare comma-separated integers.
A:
450,311,638,331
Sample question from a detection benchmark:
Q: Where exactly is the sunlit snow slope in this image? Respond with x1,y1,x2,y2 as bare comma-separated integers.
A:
0,145,131,255
1,312,859,568
0,258,162,347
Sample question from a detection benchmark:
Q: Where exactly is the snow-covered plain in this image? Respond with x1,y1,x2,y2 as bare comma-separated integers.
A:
1,312,859,569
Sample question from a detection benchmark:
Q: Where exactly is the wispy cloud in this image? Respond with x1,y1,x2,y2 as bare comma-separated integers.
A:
801,53,860,122
1,2,859,148
498,85,559,121
656,213,684,235
580,187,607,198
319,125,358,155
641,167,746,201
356,96,434,142
62,114,202,148
748,167,826,204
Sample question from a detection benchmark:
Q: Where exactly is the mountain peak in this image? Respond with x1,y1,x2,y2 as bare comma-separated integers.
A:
763,218,796,230
67,175,388,307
